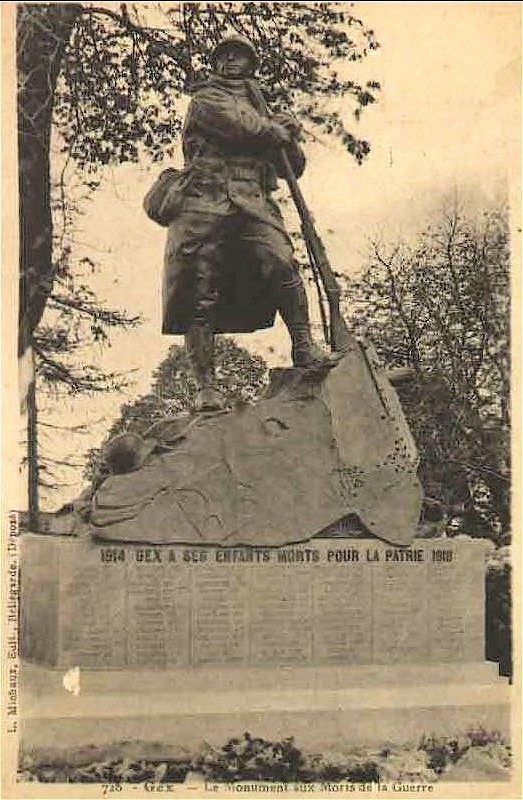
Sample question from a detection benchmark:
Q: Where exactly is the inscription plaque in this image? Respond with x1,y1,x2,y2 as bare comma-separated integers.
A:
59,541,126,668
250,565,312,663
428,552,485,662
192,566,249,665
126,561,191,667
313,565,372,663
373,561,428,664
20,536,492,669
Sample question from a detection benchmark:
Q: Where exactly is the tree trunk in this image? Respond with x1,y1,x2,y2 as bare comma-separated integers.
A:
26,350,39,530
17,3,82,355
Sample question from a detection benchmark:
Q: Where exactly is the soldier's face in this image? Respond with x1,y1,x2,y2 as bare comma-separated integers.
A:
215,46,253,78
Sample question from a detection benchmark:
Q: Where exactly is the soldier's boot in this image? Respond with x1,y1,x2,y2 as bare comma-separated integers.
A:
184,323,227,412
278,275,341,369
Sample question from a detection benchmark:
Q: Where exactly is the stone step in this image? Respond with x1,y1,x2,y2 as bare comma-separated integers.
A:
20,659,511,753
22,660,504,698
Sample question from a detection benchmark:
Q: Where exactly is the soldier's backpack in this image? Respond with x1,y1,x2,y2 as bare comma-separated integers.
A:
143,167,188,227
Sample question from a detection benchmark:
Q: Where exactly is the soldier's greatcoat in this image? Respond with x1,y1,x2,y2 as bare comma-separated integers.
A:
162,75,306,335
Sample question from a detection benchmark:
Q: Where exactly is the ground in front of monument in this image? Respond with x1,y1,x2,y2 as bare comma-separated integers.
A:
17,534,513,788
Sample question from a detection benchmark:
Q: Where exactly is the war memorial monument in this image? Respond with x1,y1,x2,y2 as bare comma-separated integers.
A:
17,32,511,786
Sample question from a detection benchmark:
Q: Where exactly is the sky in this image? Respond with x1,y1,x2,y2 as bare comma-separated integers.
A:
15,1,521,510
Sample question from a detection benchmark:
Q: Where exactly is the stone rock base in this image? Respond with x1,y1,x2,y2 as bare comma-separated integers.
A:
89,349,422,547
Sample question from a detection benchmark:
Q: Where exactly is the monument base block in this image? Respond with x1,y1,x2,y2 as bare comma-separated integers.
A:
21,660,510,756
20,533,511,761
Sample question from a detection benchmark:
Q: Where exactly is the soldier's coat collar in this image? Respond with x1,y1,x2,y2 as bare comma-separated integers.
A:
188,73,257,97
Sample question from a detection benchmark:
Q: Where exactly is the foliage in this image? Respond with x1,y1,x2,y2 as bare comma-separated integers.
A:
376,748,436,783
418,733,469,775
29,166,141,495
196,733,380,782
35,168,140,397
300,750,380,782
345,204,510,542
19,727,511,783
55,2,380,169
419,727,510,776
19,753,190,784
84,337,268,482
196,732,305,781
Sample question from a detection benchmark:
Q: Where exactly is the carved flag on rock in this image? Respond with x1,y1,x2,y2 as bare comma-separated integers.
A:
323,339,422,546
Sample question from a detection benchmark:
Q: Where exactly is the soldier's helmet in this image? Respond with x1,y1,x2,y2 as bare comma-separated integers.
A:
210,34,259,71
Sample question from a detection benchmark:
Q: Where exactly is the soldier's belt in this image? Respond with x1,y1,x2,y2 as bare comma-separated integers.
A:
191,157,266,183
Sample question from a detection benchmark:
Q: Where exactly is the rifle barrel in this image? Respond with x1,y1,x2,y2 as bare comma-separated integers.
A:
246,80,350,352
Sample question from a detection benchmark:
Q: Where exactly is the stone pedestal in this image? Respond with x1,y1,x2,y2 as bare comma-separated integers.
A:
19,534,511,755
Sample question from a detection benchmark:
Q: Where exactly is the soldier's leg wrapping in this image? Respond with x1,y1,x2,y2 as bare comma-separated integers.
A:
278,273,323,367
242,219,336,368
164,212,227,410
185,241,228,411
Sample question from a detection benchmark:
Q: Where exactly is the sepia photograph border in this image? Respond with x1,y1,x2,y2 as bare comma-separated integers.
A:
2,2,522,799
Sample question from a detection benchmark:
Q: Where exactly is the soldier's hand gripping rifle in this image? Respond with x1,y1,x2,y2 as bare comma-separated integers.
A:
247,80,352,354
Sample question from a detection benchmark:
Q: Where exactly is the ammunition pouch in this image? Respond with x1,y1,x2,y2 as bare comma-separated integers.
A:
189,156,278,194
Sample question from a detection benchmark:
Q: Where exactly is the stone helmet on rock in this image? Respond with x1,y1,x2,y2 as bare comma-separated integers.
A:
101,433,157,475
210,34,259,73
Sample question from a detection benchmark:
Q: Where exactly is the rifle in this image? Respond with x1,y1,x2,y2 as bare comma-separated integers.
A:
247,80,352,353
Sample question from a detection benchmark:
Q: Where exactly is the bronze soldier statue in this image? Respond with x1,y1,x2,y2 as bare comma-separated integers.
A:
160,34,338,410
